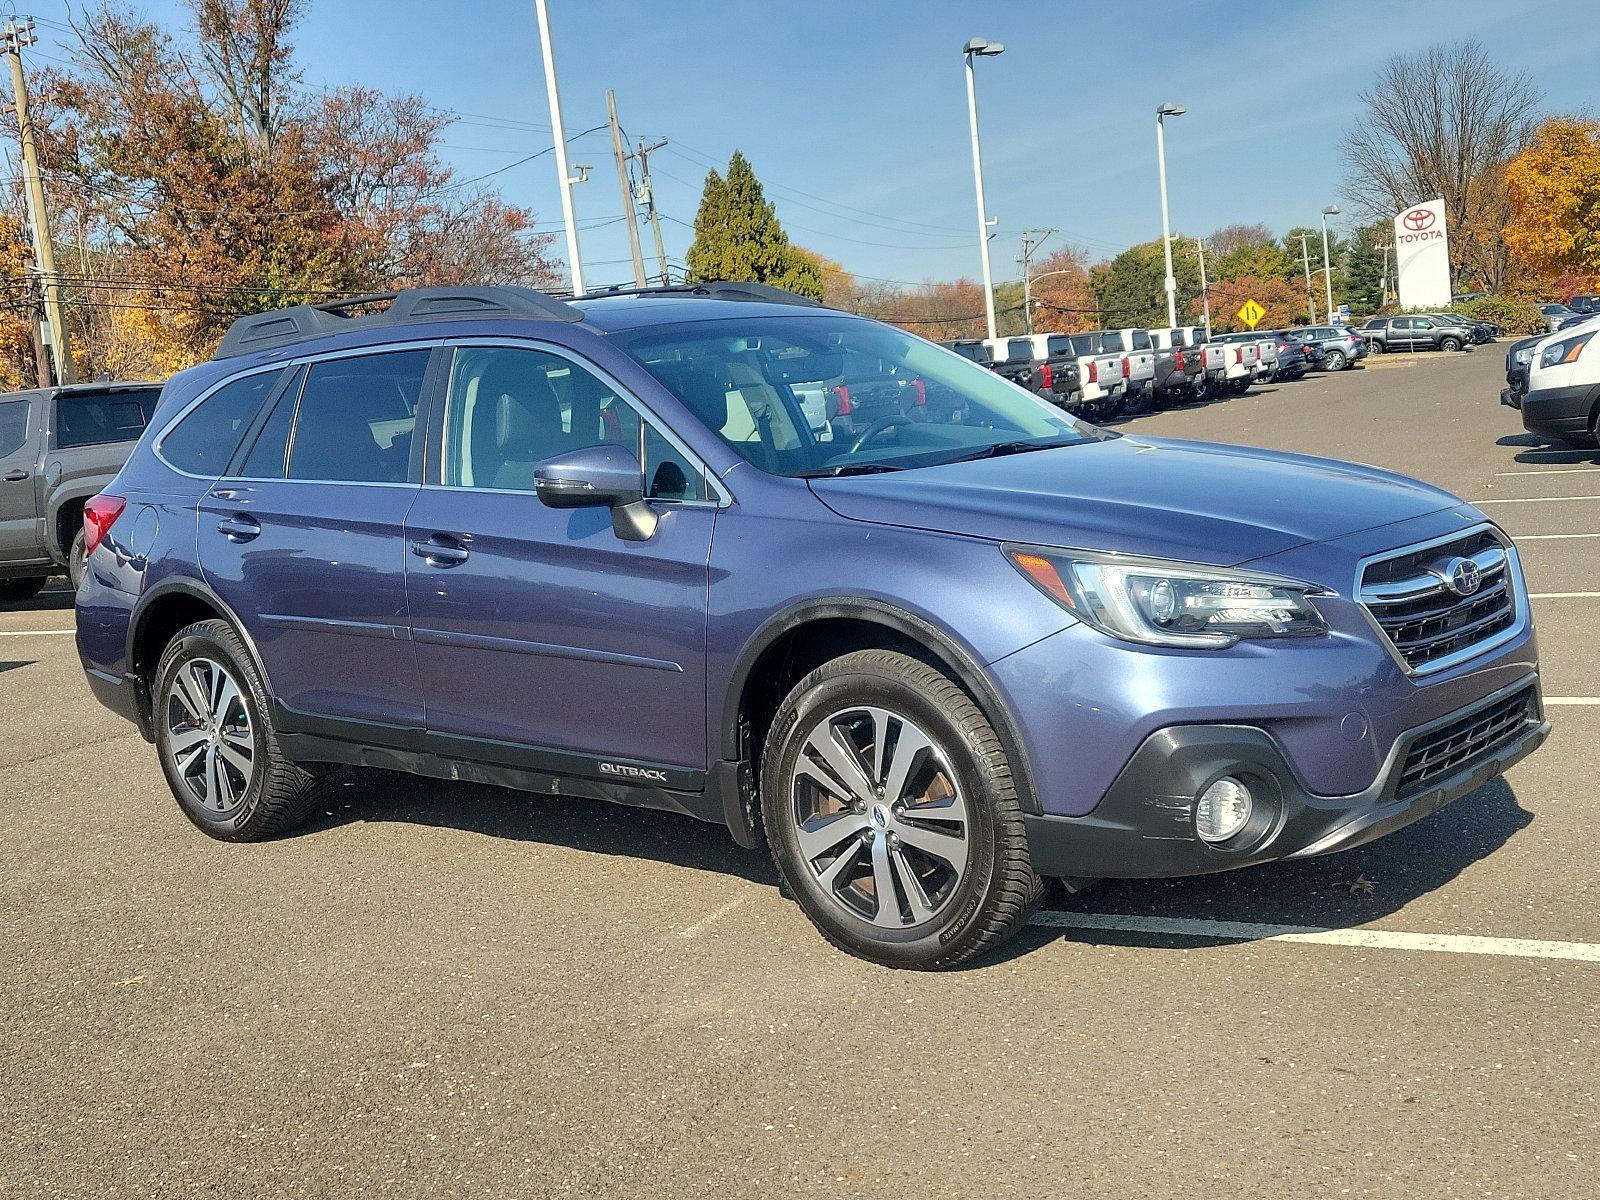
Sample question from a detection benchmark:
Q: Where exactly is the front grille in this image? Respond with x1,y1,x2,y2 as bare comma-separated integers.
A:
1396,686,1537,799
1359,529,1519,673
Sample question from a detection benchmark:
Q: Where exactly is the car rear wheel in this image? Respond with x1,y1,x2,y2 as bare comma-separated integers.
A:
1368,339,1385,354
1441,336,1462,353
762,649,1042,969
1324,349,1347,371
0,576,48,605
154,619,323,842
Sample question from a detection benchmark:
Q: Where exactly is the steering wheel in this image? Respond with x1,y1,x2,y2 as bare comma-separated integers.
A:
847,413,919,455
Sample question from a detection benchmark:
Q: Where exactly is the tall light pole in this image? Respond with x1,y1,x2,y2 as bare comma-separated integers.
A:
533,0,585,295
1320,204,1340,325
1155,103,1186,328
963,37,1004,339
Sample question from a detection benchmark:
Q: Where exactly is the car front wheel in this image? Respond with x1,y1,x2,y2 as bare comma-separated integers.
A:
153,619,323,841
1324,349,1347,371
1441,336,1462,353
762,650,1042,969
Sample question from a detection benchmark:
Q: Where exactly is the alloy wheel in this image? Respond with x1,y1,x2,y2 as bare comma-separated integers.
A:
788,705,969,929
165,657,256,815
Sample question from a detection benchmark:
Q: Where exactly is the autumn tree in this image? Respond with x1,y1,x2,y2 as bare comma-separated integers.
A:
1202,275,1302,333
1342,40,1540,293
791,247,863,310
1214,237,1293,284
1206,223,1275,259
1503,117,1600,286
685,151,823,300
1024,245,1095,333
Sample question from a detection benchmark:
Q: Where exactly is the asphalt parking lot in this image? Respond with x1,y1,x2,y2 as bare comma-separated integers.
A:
4,347,1598,1199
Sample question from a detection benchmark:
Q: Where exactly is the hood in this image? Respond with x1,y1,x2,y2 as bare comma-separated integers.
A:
807,435,1463,567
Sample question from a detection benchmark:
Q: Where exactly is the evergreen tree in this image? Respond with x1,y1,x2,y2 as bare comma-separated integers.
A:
685,151,823,300
1088,239,1201,329
1342,222,1387,315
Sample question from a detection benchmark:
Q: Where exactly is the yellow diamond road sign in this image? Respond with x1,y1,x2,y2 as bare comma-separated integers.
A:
1237,299,1265,329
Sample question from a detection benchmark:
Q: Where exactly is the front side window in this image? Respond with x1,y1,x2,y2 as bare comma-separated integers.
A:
1414,319,1435,330
442,345,704,500
287,351,427,484
0,399,29,459
161,370,284,477
54,389,160,448
613,314,1091,479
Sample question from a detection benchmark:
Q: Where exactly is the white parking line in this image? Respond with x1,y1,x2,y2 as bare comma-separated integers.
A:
1513,533,1600,540
1476,495,1600,505
1497,467,1600,476
1529,592,1600,599
1031,912,1600,963
1545,697,1600,706
677,889,755,939
0,629,74,637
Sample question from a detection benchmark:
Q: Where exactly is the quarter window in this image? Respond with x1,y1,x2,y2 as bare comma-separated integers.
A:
286,351,428,484
161,370,283,477
0,399,28,458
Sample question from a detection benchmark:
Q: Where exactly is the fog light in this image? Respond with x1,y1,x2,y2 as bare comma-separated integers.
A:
1196,776,1253,843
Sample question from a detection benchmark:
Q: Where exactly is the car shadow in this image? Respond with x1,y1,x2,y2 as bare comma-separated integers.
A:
296,765,1530,967
1,583,75,614
983,776,1533,967
1498,431,1600,464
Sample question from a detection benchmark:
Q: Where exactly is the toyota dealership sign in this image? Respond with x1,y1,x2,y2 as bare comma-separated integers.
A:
1393,197,1451,309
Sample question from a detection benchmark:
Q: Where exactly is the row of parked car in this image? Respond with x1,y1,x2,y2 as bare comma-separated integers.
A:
939,323,1371,421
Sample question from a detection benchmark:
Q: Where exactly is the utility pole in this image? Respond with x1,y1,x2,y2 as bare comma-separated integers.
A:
532,0,585,295
631,138,670,285
605,90,647,288
3,18,73,384
1298,233,1317,325
1195,238,1212,340
1017,228,1053,336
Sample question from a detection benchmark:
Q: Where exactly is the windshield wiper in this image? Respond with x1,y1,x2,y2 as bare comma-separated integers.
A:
794,461,908,478
937,437,1081,464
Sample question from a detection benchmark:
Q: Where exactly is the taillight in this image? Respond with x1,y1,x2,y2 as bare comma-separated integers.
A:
909,378,927,406
1121,356,1130,378
830,384,852,416
1174,350,1185,370
1233,348,1242,363
1038,363,1053,389
83,494,126,556
1087,361,1098,383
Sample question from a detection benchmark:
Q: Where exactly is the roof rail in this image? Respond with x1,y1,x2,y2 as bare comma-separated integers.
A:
568,280,824,308
212,285,583,360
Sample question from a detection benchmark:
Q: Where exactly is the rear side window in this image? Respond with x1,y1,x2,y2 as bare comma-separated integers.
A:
234,367,305,479
160,370,283,477
0,398,29,458
1005,338,1033,363
287,351,428,484
53,389,160,448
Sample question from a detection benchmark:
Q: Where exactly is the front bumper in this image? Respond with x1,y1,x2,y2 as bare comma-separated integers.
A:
1024,674,1547,879
1522,382,1594,438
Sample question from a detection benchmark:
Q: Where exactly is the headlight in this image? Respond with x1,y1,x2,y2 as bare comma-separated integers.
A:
1539,331,1594,369
1513,348,1533,366
1007,546,1328,649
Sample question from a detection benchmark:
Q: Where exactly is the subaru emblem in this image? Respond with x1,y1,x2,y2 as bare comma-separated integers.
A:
1446,557,1482,597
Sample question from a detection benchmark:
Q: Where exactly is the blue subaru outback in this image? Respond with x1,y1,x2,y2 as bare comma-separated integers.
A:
75,283,1547,968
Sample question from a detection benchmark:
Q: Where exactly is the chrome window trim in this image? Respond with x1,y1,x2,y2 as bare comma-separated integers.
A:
1352,523,1528,678
433,335,729,508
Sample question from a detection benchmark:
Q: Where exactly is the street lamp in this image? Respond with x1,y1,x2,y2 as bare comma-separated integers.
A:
1156,102,1186,328
963,37,1005,339
533,0,584,295
1320,204,1340,325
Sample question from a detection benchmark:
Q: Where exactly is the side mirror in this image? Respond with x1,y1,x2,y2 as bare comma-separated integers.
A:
533,445,657,541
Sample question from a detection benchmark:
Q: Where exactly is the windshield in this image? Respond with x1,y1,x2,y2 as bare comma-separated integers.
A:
612,314,1096,478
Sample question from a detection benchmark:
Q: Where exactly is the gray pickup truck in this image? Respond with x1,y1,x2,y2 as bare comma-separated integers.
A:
0,381,161,602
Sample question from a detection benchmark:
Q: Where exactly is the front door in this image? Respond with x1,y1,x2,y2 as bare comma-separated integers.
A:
198,348,431,731
0,394,43,565
404,342,715,777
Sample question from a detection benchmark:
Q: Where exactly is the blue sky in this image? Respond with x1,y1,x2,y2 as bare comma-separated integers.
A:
22,0,1598,289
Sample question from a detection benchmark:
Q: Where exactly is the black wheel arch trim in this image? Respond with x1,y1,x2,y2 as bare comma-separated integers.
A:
720,595,1044,815
127,574,273,691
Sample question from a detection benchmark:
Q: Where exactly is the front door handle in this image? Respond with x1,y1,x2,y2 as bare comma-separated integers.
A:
411,535,471,567
2,469,26,482
217,515,262,542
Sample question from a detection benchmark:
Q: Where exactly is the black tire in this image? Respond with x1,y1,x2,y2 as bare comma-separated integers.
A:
153,619,322,841
68,529,87,590
1441,336,1462,353
762,650,1042,969
1368,339,1385,354
1324,349,1347,371
0,576,48,604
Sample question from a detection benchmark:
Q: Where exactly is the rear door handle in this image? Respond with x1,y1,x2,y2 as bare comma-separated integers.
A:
411,535,471,566
2,469,26,482
217,515,262,542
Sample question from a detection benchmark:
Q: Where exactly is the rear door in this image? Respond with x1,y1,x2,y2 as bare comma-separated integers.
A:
403,341,715,777
0,393,43,563
196,348,432,731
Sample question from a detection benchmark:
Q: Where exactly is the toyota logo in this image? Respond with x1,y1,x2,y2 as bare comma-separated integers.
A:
1446,557,1482,596
1403,207,1435,231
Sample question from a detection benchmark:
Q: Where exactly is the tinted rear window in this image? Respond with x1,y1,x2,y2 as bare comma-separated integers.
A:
1005,339,1034,363
1099,332,1125,353
160,371,283,476
0,398,29,458
1132,330,1152,351
54,389,160,448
